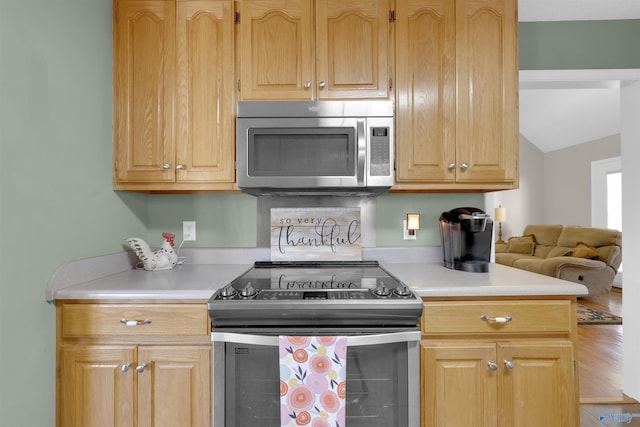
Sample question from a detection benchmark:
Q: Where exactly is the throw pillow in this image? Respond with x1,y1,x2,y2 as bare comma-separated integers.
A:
570,242,599,259
507,234,536,255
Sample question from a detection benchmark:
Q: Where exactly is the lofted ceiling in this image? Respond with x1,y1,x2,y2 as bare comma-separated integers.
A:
517,0,640,153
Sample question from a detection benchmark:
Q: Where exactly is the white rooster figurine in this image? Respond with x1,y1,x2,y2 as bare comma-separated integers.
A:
126,232,178,271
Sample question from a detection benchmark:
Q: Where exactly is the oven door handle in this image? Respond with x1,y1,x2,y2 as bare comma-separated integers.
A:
211,331,421,347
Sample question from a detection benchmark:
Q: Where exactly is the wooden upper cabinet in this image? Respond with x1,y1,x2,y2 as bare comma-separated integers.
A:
238,0,314,100
175,0,235,184
114,0,176,184
113,0,236,191
455,0,518,186
238,0,392,100
316,0,391,99
394,0,519,191
395,0,456,183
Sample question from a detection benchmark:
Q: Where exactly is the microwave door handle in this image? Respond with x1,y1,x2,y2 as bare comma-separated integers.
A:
356,119,366,186
211,331,421,347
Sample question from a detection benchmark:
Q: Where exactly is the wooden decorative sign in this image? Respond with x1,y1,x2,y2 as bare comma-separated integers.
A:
270,208,362,261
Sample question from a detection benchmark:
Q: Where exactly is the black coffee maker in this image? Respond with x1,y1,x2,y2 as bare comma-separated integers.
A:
439,207,493,273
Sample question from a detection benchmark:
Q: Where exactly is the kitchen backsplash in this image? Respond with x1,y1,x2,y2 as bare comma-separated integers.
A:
145,192,485,248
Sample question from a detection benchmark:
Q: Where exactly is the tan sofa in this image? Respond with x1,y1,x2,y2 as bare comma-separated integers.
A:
495,224,621,296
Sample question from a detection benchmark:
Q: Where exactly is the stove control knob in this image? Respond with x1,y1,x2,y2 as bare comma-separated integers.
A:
394,284,412,297
240,283,258,298
373,282,391,297
219,285,237,299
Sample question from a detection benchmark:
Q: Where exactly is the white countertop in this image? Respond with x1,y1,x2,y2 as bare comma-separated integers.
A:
47,247,588,301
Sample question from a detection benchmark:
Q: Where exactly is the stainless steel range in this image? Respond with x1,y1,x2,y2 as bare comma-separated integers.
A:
208,260,423,427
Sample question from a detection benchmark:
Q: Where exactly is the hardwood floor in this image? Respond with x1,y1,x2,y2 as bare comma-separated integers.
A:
578,288,631,403
578,288,640,426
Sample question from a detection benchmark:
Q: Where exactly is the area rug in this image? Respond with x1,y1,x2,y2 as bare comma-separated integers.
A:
577,304,622,325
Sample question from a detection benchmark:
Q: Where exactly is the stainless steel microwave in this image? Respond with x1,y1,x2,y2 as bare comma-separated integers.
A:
236,101,394,195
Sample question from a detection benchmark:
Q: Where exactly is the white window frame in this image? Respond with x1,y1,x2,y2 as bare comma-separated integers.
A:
591,156,621,229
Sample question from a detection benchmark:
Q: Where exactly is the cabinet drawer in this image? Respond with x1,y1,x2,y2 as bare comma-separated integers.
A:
421,300,572,334
61,304,209,338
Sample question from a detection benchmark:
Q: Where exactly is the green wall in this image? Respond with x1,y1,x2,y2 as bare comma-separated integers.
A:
0,1,638,424
520,20,640,70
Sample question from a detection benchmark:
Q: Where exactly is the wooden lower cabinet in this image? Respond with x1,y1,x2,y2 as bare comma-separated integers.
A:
420,298,579,427
56,302,211,427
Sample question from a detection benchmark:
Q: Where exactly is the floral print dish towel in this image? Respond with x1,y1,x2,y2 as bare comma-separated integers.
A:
279,336,347,427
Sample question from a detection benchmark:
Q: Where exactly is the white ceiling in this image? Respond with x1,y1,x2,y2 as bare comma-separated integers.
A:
517,0,640,153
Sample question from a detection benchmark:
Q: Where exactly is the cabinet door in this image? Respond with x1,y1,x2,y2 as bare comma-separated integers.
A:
421,341,497,427
114,0,176,183
238,0,314,100
137,345,211,427
59,345,136,427
455,0,518,184
497,341,576,427
175,0,235,183
395,0,455,183
316,0,391,99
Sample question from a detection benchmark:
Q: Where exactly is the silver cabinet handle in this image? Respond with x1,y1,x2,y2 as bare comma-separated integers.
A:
136,364,147,373
120,318,152,327
176,164,184,170
448,163,456,170
121,363,131,373
504,360,514,369
460,163,469,170
319,81,326,88
162,163,170,169
488,361,498,371
304,81,311,89
480,314,512,324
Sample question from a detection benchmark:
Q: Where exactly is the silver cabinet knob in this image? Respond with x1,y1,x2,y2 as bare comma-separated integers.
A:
504,360,514,369
304,81,311,89
176,164,184,170
162,163,171,170
121,363,131,373
488,361,498,371
460,163,469,170
448,163,456,170
136,364,147,373
319,81,327,89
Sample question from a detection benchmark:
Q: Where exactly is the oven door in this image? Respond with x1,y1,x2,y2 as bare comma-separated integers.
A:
212,329,420,427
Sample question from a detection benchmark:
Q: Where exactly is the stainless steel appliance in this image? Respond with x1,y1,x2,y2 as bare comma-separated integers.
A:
439,207,494,272
208,261,422,427
236,101,394,195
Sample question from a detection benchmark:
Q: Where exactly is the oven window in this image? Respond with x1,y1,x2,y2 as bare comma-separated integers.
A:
225,341,409,427
248,128,356,177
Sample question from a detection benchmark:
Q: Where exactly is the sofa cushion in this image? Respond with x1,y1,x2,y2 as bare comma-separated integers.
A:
547,246,572,258
523,224,564,246
570,242,599,259
513,256,606,277
557,226,621,248
507,235,536,255
535,245,556,258
495,252,532,267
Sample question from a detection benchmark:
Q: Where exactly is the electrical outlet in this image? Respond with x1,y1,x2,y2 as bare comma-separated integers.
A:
403,220,416,240
183,221,196,241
